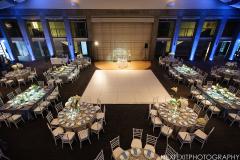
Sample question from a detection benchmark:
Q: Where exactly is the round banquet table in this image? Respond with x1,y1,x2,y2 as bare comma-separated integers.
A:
157,103,198,132
57,103,97,130
5,69,30,80
116,148,161,160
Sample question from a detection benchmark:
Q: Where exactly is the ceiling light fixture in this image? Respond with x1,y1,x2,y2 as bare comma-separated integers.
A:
166,0,176,7
71,0,80,7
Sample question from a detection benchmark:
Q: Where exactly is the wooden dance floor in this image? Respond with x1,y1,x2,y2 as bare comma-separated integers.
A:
82,70,171,104
94,61,151,70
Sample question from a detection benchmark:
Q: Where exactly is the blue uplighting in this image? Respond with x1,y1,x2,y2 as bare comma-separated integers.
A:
229,39,240,61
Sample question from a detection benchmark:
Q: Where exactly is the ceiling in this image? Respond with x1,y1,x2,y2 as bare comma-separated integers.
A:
8,0,234,10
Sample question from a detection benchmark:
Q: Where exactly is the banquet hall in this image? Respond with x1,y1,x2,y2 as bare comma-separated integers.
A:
0,0,240,160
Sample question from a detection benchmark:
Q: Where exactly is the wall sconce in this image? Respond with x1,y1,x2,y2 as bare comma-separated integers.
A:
94,41,99,46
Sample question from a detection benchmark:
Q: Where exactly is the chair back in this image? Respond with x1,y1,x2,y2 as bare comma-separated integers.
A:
7,92,15,100
133,128,143,140
94,150,104,160
146,134,158,147
110,136,120,152
1,71,7,76
204,114,210,122
190,85,196,92
55,102,63,114
206,127,215,140
236,89,240,97
47,123,52,132
228,86,236,93
103,105,106,115
15,87,22,95
0,98,4,107
165,144,178,160
97,98,101,107
38,81,45,87
47,80,54,87
206,81,213,88
152,97,159,104
193,104,201,115
46,112,54,124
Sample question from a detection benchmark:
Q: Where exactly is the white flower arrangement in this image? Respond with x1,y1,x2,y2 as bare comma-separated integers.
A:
11,63,24,70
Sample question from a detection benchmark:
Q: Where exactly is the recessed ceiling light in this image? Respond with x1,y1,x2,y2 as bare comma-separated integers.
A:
71,0,80,7
166,0,176,7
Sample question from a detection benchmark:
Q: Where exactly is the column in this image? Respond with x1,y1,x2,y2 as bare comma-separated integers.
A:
149,16,159,60
170,17,181,55
64,18,75,60
189,16,205,61
86,16,93,59
228,23,240,61
40,16,55,57
0,19,16,61
208,17,227,61
17,16,35,61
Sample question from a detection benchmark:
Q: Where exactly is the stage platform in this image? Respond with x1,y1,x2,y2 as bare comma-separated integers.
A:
94,61,151,70
82,70,171,104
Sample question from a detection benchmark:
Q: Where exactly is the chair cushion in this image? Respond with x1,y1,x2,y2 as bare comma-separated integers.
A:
55,79,62,83
150,109,158,116
52,127,64,137
62,131,75,141
209,106,220,113
40,101,50,107
51,118,59,126
91,122,102,131
195,95,205,100
194,129,207,140
47,95,58,100
6,80,13,83
96,112,104,119
95,105,101,111
8,114,21,121
131,138,142,149
202,100,212,106
144,144,155,153
191,90,200,95
151,116,162,125
0,113,11,120
161,125,173,136
78,130,89,140
34,106,45,112
18,79,24,82
113,147,124,159
228,113,240,121
178,132,191,142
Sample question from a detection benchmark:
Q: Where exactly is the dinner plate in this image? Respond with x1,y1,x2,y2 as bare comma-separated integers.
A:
119,151,129,160
144,150,154,159
130,148,141,157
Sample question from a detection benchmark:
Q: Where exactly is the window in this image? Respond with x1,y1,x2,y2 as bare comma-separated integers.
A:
179,21,196,37
49,21,66,38
222,19,240,37
4,20,22,37
157,20,175,38
26,21,44,38
201,21,217,37
0,40,10,60
70,20,88,38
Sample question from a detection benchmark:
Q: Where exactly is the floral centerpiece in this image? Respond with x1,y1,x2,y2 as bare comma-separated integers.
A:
168,98,181,108
168,98,182,118
69,95,81,110
11,63,24,71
